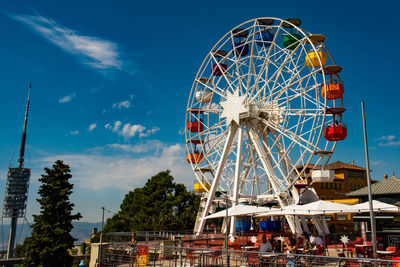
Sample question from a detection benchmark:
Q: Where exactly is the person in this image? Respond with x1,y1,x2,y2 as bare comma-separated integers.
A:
130,232,137,245
314,234,324,247
284,236,297,267
302,233,313,267
273,238,283,253
129,232,138,265
302,233,313,254
259,235,273,252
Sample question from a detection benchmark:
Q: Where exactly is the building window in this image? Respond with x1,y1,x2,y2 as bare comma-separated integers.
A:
350,184,353,190
320,183,324,189
334,183,338,189
338,183,342,190
348,170,365,178
329,183,333,189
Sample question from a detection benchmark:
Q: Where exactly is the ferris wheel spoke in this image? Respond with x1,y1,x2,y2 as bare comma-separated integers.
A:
260,133,292,186
250,25,283,99
249,144,261,195
255,67,320,105
210,54,238,94
251,39,306,103
270,130,301,182
195,78,225,98
246,121,286,197
261,119,316,153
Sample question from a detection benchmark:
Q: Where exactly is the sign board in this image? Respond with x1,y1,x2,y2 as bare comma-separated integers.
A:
388,235,400,247
137,245,149,255
136,245,149,266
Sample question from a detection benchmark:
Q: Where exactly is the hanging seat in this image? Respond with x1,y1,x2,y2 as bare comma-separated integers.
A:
282,34,301,50
255,30,274,47
195,78,213,103
187,109,204,132
305,51,327,68
187,153,204,164
232,29,249,57
323,124,347,141
321,80,344,100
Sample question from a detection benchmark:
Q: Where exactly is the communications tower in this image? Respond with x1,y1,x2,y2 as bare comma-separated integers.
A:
2,84,31,258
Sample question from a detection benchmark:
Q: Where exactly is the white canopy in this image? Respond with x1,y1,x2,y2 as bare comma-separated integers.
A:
255,200,352,217
283,200,352,213
204,205,278,219
346,200,400,213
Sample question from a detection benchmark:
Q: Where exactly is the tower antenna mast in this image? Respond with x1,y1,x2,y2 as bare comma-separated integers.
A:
3,83,32,259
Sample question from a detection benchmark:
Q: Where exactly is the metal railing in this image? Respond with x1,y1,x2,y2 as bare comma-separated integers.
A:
99,243,400,266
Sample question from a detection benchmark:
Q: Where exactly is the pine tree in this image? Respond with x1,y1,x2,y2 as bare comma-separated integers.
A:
22,160,82,267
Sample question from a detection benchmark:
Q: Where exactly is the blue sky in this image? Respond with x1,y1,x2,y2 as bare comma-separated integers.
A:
0,0,399,223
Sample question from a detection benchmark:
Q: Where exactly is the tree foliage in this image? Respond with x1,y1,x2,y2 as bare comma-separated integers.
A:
104,170,200,232
20,160,82,267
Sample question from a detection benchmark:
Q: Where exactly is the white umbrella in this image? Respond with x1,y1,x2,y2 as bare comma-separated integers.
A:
255,209,323,217
204,205,276,219
255,200,352,216
348,200,400,213
284,200,351,213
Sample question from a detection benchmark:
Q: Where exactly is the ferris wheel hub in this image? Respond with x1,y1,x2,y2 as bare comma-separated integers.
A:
220,89,247,125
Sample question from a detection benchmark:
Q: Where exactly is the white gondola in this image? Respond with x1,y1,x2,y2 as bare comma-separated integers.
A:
195,78,213,103
311,169,335,182
195,90,212,103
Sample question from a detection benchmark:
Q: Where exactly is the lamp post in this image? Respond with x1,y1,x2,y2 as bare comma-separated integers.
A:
225,196,230,267
361,101,377,260
99,207,105,266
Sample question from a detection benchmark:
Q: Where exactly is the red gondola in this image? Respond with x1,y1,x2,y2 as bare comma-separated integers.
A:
187,109,204,133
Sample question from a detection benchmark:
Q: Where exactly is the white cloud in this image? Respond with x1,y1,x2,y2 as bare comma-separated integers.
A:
37,143,193,190
139,127,160,138
107,140,165,153
376,135,400,147
69,130,79,135
112,100,131,109
105,121,159,139
59,92,76,103
88,123,97,132
111,95,134,110
11,13,122,70
375,135,396,141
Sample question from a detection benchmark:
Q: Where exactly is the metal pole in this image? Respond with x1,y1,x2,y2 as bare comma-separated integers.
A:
225,196,230,267
6,217,17,259
361,101,377,259
99,207,105,267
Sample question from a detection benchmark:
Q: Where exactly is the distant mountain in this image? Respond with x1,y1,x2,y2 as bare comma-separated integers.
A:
0,221,102,246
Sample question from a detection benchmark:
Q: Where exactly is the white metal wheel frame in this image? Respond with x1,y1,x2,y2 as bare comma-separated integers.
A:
185,17,340,235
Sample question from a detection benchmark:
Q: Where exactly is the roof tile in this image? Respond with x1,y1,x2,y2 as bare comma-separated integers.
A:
347,176,400,196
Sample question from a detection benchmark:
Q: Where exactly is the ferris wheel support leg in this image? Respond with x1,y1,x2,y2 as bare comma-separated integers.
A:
247,122,299,234
230,123,244,235
299,215,310,234
196,123,238,235
311,215,329,236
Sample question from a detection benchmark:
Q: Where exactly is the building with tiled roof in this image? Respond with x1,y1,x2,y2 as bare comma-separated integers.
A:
326,161,366,171
297,161,376,232
298,161,370,201
347,176,400,202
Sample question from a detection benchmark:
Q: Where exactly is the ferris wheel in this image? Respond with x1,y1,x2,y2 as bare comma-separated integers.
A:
185,17,347,235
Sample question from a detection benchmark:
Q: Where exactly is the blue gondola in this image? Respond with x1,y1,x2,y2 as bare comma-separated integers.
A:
255,31,274,47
